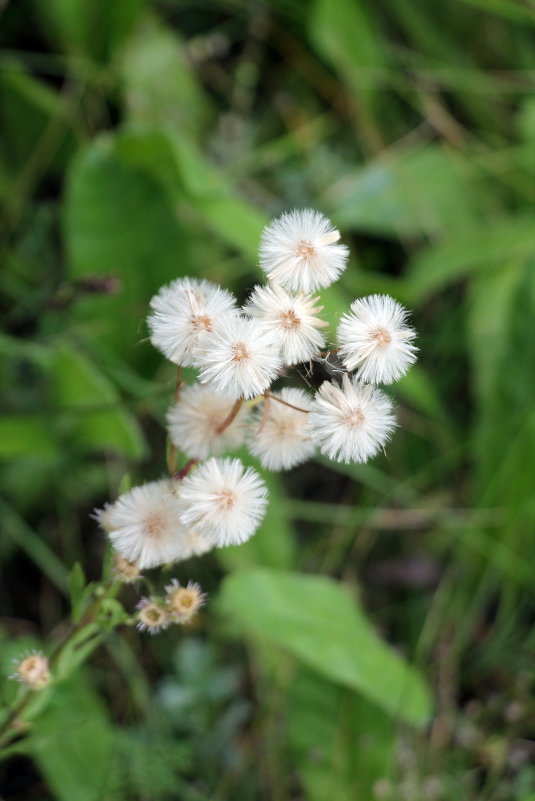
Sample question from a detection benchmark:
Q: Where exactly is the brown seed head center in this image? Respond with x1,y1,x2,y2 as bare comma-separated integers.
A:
280,309,301,329
191,314,212,332
296,240,316,259
373,327,392,348
342,408,365,428
145,513,165,539
217,488,236,510
231,342,250,361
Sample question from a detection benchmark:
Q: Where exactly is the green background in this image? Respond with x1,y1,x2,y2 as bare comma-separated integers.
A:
1,1,534,799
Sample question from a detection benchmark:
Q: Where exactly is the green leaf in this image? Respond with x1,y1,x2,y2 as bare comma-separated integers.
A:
32,0,146,63
406,215,535,302
309,0,387,138
50,343,145,458
288,667,395,801
0,63,77,182
31,677,116,801
0,416,58,459
219,568,432,726
326,144,482,239
120,13,210,134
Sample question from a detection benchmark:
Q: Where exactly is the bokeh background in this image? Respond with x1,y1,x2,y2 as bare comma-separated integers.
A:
1,0,535,799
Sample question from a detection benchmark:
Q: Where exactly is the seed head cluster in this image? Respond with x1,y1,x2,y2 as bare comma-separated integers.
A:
93,209,418,632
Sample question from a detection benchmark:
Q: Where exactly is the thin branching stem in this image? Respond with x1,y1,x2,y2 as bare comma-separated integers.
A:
266,392,309,414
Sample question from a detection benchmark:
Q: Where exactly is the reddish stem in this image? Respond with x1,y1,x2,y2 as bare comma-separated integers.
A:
266,393,309,414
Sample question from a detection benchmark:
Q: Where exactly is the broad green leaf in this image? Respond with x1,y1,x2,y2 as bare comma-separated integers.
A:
0,64,77,180
0,416,58,458
32,0,145,63
219,568,432,726
406,216,535,302
326,144,481,239
309,0,387,142
117,129,266,259
120,13,210,134
288,667,395,801
31,677,117,801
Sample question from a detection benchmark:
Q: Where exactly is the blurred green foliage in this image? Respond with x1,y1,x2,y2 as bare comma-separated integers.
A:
1,0,535,799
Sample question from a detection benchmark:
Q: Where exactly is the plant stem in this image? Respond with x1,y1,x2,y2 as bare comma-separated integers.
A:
266,393,309,414
0,581,120,751
215,398,244,434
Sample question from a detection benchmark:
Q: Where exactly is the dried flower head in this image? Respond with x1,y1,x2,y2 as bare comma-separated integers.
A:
135,598,170,634
308,375,396,463
11,651,51,690
248,388,315,470
259,209,349,292
165,579,206,623
243,284,328,366
112,553,142,583
100,479,185,569
337,294,417,384
194,316,282,400
178,457,268,547
166,383,250,460
148,277,237,366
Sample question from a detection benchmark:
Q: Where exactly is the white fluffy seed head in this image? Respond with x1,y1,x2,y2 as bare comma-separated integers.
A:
307,375,396,464
248,387,315,471
166,383,250,460
243,284,328,366
259,209,349,293
178,457,268,547
337,294,417,384
99,479,186,569
147,277,238,366
194,315,282,400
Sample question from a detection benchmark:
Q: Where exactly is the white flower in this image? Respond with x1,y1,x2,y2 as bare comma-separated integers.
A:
147,277,237,366
308,375,396,464
243,284,328,366
178,457,268,547
167,383,250,460
194,315,282,400
259,209,349,292
337,295,417,384
248,388,315,470
101,479,185,569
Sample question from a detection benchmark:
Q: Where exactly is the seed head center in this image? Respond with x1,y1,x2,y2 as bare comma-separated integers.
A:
280,309,301,329
191,314,212,332
343,408,365,428
296,240,316,260
373,327,392,348
231,342,250,361
145,514,165,539
218,488,236,510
